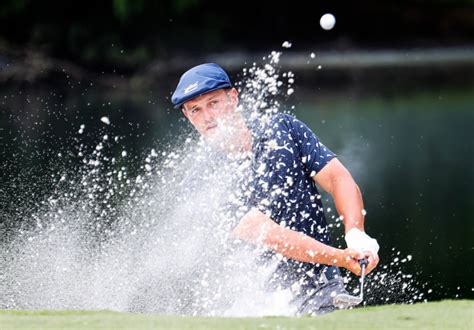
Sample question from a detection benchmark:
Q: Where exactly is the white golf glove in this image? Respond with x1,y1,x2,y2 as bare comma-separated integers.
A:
345,228,379,257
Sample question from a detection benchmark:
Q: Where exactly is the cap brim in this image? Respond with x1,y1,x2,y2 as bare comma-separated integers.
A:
173,83,232,109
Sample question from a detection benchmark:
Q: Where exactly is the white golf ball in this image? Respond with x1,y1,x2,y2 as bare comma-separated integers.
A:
320,13,336,30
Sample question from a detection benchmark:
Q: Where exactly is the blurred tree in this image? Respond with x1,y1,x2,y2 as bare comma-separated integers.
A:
113,0,146,22
0,0,30,17
0,0,472,71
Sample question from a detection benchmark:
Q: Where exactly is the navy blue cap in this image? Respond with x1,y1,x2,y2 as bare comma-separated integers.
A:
171,63,232,108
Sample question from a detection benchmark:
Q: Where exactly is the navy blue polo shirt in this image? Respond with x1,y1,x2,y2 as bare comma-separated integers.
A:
247,113,337,287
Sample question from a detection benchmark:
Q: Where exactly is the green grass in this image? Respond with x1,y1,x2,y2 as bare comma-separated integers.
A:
1,300,472,329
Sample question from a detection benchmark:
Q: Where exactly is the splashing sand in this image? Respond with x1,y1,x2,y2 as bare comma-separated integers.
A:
0,51,426,316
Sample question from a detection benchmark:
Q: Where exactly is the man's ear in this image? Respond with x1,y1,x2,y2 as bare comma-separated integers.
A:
181,107,189,119
229,88,239,106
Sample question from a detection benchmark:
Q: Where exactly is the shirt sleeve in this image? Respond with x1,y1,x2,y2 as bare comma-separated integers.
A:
250,114,336,222
289,116,337,177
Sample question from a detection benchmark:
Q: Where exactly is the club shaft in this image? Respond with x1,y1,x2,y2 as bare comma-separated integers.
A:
359,264,366,300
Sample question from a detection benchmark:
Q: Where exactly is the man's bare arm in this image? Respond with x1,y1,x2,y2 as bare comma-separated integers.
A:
313,158,365,233
231,208,364,275
313,157,379,273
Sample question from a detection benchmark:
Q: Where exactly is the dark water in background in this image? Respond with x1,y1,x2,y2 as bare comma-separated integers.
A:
0,70,473,303
293,91,474,300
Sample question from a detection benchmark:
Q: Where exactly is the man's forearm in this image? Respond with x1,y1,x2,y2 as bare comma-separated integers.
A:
231,208,347,267
332,177,365,233
313,158,366,234
329,169,380,261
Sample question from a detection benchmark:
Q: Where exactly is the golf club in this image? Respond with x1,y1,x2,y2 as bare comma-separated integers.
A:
358,258,369,301
333,258,368,308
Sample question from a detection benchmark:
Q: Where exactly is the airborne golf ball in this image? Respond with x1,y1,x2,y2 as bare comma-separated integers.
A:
320,13,336,30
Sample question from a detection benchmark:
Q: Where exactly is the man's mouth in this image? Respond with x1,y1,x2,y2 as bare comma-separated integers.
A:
206,124,217,131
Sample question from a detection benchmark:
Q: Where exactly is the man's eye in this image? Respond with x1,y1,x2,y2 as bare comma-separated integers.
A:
210,100,218,106
190,108,199,114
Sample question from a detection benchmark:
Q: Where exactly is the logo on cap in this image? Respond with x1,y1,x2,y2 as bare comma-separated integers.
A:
171,63,232,108
184,82,199,95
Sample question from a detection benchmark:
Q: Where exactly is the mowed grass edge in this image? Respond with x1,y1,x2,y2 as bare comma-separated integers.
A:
0,299,472,329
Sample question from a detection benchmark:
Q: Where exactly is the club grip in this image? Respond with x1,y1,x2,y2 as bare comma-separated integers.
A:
359,258,369,267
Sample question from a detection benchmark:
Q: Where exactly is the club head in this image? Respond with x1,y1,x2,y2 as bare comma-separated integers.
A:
332,293,363,309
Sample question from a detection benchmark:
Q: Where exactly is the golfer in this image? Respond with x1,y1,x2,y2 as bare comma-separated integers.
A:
171,63,380,314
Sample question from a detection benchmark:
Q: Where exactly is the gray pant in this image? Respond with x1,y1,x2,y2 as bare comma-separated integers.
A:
290,266,349,316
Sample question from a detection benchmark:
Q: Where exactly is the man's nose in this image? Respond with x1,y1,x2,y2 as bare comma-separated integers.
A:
202,107,214,122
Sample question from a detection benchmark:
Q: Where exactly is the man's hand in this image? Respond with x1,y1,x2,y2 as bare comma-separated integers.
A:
344,228,380,274
362,250,379,275
339,248,379,276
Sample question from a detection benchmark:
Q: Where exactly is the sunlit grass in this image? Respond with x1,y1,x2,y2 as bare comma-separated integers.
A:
1,300,472,329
